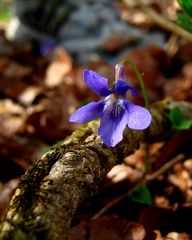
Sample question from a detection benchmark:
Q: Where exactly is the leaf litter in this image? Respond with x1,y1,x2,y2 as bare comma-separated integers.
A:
0,1,192,239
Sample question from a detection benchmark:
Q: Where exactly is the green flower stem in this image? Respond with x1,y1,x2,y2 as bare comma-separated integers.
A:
120,59,150,173
120,59,149,109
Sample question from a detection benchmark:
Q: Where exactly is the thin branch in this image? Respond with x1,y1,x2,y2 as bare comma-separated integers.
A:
145,153,184,182
142,7,192,43
92,153,185,219
123,0,192,43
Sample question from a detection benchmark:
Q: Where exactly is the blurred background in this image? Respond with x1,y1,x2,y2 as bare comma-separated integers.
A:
0,1,192,239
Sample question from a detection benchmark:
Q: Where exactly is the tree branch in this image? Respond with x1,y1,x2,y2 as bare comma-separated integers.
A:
0,99,191,240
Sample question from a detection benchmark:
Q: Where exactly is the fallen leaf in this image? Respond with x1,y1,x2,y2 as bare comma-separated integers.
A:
18,85,43,106
0,99,25,138
25,86,78,142
166,232,191,240
101,32,140,53
164,63,192,101
123,45,166,103
69,216,145,240
139,206,192,239
45,48,72,87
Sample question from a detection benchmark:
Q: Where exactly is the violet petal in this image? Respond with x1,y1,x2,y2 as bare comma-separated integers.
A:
98,108,128,147
125,102,152,130
114,80,137,97
84,70,112,97
70,101,104,123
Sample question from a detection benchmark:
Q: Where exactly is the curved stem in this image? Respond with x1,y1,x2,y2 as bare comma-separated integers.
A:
120,60,149,109
120,60,150,173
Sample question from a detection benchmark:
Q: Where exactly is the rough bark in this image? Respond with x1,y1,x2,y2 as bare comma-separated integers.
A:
0,99,191,240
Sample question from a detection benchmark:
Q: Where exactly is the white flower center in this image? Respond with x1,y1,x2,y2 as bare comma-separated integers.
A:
104,94,125,117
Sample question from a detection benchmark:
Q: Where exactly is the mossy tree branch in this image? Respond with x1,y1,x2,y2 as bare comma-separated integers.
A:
0,99,191,240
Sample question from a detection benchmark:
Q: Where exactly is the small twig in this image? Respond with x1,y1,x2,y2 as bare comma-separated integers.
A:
141,6,192,43
123,0,192,43
92,154,185,219
91,193,128,220
165,34,179,58
145,153,184,182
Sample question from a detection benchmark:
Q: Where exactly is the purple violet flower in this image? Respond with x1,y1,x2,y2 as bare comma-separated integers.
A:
70,64,152,147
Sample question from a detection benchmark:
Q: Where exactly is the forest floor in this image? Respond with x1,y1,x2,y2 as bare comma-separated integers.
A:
0,1,192,239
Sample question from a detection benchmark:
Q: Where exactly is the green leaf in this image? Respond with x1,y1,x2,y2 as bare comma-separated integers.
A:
0,10,10,21
127,183,153,205
177,0,192,17
177,0,192,32
168,106,192,130
177,13,192,32
0,0,11,22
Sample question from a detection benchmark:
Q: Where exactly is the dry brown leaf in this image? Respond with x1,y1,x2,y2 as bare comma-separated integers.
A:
118,45,167,105
0,99,25,138
2,61,33,79
168,163,190,193
45,48,72,87
18,85,43,106
139,206,192,240
101,32,140,53
164,63,192,101
154,230,164,240
0,30,18,56
0,136,46,172
166,232,191,240
25,86,78,141
154,230,191,240
69,216,145,240
155,0,179,21
107,144,148,184
107,164,143,184
154,195,170,208
0,58,9,74
124,144,147,172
